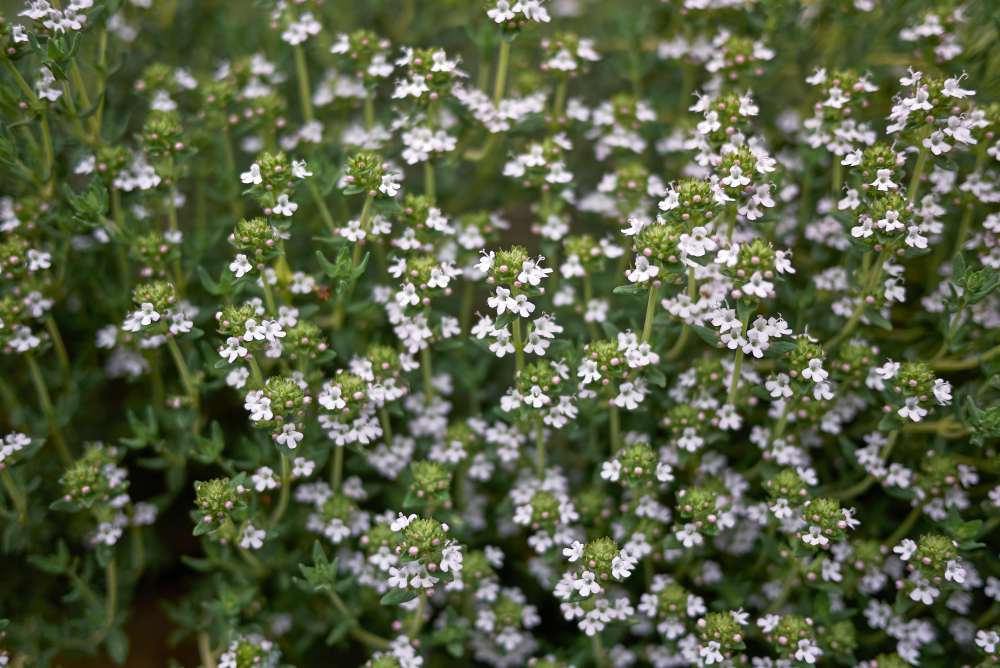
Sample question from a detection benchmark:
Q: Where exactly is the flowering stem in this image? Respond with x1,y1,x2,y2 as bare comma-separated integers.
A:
408,590,427,639
765,558,799,614
249,354,266,389
293,44,314,124
885,505,921,547
592,631,608,668
552,80,568,122
364,91,375,131
824,248,887,350
932,302,965,361
166,336,201,434
129,521,145,578
932,342,1000,371
104,559,118,629
268,454,291,530
608,402,621,455
512,314,524,375
379,407,394,444
220,126,245,220
25,351,72,467
534,414,546,479
640,284,657,344
773,400,792,441
424,160,435,202
167,184,185,296
261,272,278,317
726,313,750,405
45,315,70,378
306,179,337,237
831,160,842,199
197,632,217,668
325,591,391,649
345,194,374,306
493,41,511,106
1,469,27,521
582,274,600,341
70,58,99,140
331,444,344,491
907,146,928,205
949,144,987,259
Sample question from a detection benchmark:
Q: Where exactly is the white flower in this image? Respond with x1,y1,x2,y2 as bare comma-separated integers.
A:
976,630,1000,653
574,570,601,596
390,513,417,532
898,396,928,422
241,163,262,185
700,641,724,665
676,523,702,548
802,525,829,546
563,541,583,562
893,538,917,560
628,256,660,283
230,254,252,277
240,524,266,549
794,639,822,665
274,194,297,217
379,174,399,197
221,337,248,363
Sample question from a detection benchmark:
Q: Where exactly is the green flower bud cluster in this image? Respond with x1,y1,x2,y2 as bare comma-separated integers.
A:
362,520,400,557
132,281,178,314
856,144,902,186
969,101,999,144
510,138,568,190
788,336,825,380
816,619,857,658
766,614,816,662
912,453,962,500
406,48,463,101
216,303,259,340
320,370,370,421
522,490,562,533
699,91,754,145
563,235,607,273
615,442,658,489
320,493,358,526
135,63,184,99
659,177,719,227
711,35,767,85
217,636,281,668
130,231,177,279
814,69,875,123
863,654,911,668
579,536,628,582
909,533,959,581
715,146,759,200
242,151,295,200
662,403,710,452
0,195,47,233
517,358,564,408
606,93,652,129
58,443,127,509
230,217,281,264
399,254,456,303
395,194,439,252
730,238,777,301
766,468,810,505
365,657,401,668
833,339,879,389
366,343,402,381
199,80,238,129
261,375,309,426
344,151,391,196
893,360,936,400
540,33,596,80
492,594,527,630
849,539,889,574
610,162,652,213
856,192,913,251
676,487,727,535
653,581,692,620
0,235,32,281
193,476,248,530
697,611,745,655
140,111,186,161
579,339,628,390
409,460,451,501
94,146,132,183
459,549,497,590
333,30,392,86
283,321,328,361
576,487,613,524
526,656,572,668
799,497,849,548
904,77,970,130
633,221,687,285
396,517,453,569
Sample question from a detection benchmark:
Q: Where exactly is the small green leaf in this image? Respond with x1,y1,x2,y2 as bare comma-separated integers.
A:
612,284,647,296
380,588,418,605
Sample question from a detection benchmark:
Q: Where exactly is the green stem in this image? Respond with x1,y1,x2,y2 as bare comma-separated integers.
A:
129,522,145,577
932,301,965,361
831,160,842,199
293,44,314,124
534,414,546,479
726,313,750,405
379,407,394,444
932,342,1000,371
592,631,607,668
640,283,657,344
582,274,600,341
346,195,374,302
424,161,435,202
513,314,524,376
167,184,184,296
268,455,291,529
493,41,511,105
25,351,72,466
45,315,70,377
364,91,374,131
1,469,27,520
765,559,799,614
39,113,55,196
409,590,427,639
307,179,337,237
907,147,928,205
950,145,987,258
197,632,216,668
552,80,568,122
885,505,921,546
261,271,278,317
166,336,200,433
609,402,621,456
249,355,266,389
331,444,344,490
326,591,391,649
70,58,98,139
220,126,245,220
824,248,887,350
104,559,118,628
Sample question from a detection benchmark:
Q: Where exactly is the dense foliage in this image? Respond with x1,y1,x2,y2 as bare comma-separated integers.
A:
1,1,1000,667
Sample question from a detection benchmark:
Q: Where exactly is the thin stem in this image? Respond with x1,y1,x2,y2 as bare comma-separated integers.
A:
765,559,799,614
167,184,184,295
592,631,608,668
609,402,621,456
831,160,842,199
220,126,245,220
640,284,657,344
45,315,70,377
907,146,928,205
307,179,337,237
197,632,217,668
166,336,200,433
932,301,965,361
552,80,568,122
932,342,1000,371
493,41,511,105
424,161,435,202
364,91,374,131
346,194,374,301
1,469,27,520
885,505,921,546
325,591,391,649
950,145,987,258
104,559,118,628
268,455,291,529
513,314,524,375
824,248,887,350
331,444,344,490
582,274,600,341
293,44,314,124
129,522,145,577
726,313,750,405
25,351,72,466
261,272,278,317
39,113,55,196
249,355,266,389
379,407,394,444
70,59,98,139
408,590,427,639
534,414,546,479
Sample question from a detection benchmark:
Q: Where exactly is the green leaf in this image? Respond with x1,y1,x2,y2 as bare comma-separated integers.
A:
106,626,129,665
903,245,932,258
373,196,402,213
691,324,719,346
348,252,370,280
763,341,797,358
326,621,351,645
198,266,221,295
380,588,418,605
646,367,666,387
863,307,892,331
612,284,647,296
494,310,518,331
316,250,341,278
953,252,966,281
736,299,758,322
